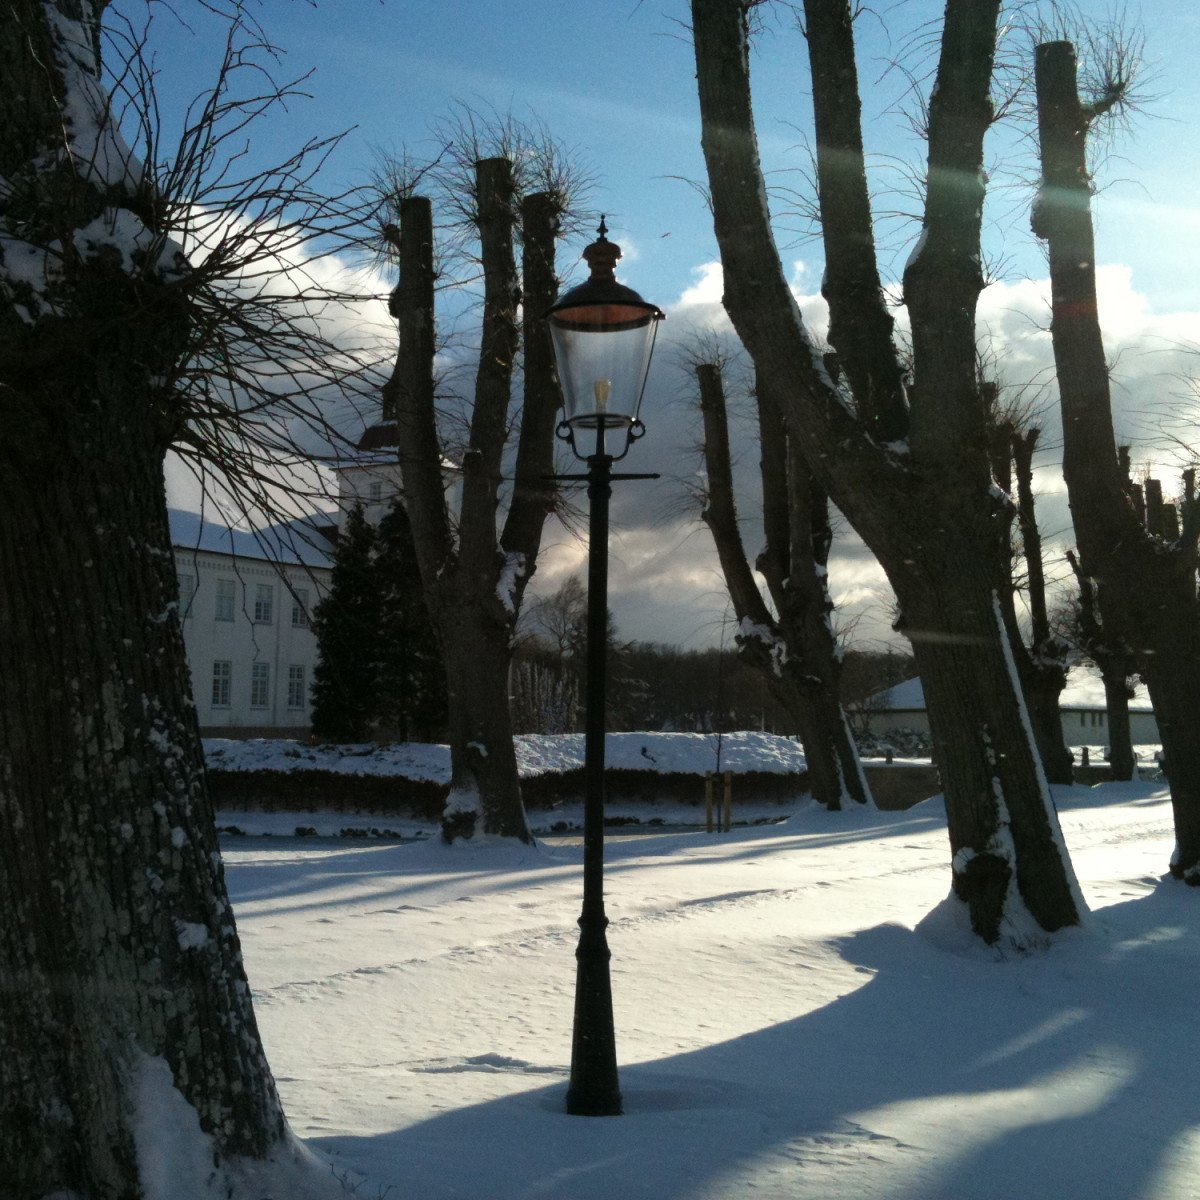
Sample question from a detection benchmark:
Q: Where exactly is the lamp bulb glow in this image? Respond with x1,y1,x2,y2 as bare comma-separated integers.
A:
593,378,612,412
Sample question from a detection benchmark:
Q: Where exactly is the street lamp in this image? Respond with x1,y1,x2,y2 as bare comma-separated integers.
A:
547,218,664,1117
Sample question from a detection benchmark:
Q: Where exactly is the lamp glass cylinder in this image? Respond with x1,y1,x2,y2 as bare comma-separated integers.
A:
548,304,660,430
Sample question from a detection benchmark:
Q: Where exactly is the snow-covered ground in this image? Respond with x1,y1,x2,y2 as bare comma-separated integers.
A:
222,777,1199,1200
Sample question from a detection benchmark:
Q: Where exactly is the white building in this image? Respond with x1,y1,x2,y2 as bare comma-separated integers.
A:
331,419,406,531
170,418,443,737
171,508,335,736
856,666,1159,747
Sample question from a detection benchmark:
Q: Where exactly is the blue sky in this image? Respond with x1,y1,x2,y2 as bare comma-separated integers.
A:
134,0,1200,649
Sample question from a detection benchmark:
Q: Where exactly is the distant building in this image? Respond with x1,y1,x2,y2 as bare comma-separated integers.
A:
331,419,406,532
329,417,459,534
856,666,1159,747
171,418,449,737
171,509,334,737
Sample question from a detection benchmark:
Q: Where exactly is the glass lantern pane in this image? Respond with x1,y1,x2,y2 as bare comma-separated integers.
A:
548,317,657,424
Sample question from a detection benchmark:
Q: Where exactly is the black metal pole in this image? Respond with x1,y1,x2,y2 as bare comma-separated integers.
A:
565,437,622,1117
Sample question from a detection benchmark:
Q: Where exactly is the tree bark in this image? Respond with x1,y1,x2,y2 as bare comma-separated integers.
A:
1035,40,1200,872
387,165,565,842
691,0,1083,942
0,441,285,1200
696,362,870,808
1066,550,1135,780
1008,428,1073,784
0,4,288,1193
802,0,908,441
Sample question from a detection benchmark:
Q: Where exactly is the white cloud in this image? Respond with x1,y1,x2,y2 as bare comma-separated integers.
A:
677,260,724,307
595,255,1200,651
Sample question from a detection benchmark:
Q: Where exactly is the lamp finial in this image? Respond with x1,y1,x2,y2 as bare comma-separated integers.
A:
583,218,620,282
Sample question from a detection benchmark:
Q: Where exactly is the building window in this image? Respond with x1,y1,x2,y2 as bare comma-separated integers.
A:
368,481,383,502
215,579,235,622
287,664,306,709
253,583,274,624
250,662,270,709
212,661,232,707
178,572,196,618
291,587,309,628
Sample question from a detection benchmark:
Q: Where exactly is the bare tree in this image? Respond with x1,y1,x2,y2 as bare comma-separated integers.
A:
690,0,1084,944
384,135,580,840
986,407,1074,785
0,4,376,1194
694,355,870,808
1033,38,1200,878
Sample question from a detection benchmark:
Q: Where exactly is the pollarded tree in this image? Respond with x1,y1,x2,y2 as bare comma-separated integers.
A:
987,412,1074,785
0,4,367,1195
386,146,575,841
690,0,1084,944
310,503,380,742
694,356,870,809
1033,39,1200,877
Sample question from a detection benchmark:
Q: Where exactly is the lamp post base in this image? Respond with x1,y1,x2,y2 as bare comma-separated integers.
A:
565,915,622,1116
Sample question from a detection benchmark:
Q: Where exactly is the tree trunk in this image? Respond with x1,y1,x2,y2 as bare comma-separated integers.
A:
691,0,1084,942
985,415,1069,784
388,165,565,842
1,3,289,1192
1035,40,1200,873
761,370,870,806
0,390,284,1200
695,362,870,809
1065,550,1135,780
898,551,1082,942
1009,429,1074,783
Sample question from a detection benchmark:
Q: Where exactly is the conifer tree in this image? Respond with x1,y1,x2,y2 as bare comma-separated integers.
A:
310,504,380,741
375,498,447,742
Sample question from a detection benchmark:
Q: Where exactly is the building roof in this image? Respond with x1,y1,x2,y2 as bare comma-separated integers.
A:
169,508,335,570
356,420,399,451
866,666,1152,713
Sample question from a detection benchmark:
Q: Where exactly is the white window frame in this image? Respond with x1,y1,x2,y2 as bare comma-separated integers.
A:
253,583,274,625
178,572,196,618
291,587,309,628
287,664,307,709
215,579,236,622
212,660,232,707
250,662,270,709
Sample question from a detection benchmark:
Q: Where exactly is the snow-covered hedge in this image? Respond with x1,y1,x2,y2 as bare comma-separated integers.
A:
205,731,807,780
204,731,809,814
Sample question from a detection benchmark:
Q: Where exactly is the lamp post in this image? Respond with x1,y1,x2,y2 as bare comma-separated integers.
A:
547,219,664,1117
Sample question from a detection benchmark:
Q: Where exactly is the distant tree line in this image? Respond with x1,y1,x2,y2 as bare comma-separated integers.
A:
509,575,913,737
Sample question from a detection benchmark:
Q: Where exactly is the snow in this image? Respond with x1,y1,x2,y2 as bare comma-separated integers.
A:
134,1054,223,1200
134,1051,347,1200
169,509,335,569
736,617,788,677
175,920,210,951
867,666,1153,713
904,225,930,274
211,773,1200,1199
496,551,526,616
204,730,809,781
